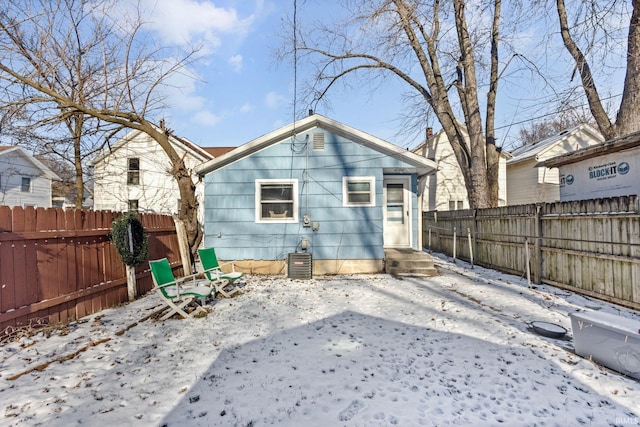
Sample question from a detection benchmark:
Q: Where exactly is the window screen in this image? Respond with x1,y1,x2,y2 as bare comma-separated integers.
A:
256,180,298,222
343,177,375,207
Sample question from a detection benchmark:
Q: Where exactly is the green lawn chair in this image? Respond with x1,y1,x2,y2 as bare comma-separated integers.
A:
149,258,214,320
197,247,244,298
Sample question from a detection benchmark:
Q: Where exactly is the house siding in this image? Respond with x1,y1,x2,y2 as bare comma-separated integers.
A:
506,125,603,205
416,131,507,210
92,132,208,215
0,150,53,208
203,129,419,263
507,161,560,205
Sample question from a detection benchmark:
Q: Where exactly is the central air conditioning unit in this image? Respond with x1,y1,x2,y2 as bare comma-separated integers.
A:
288,253,312,279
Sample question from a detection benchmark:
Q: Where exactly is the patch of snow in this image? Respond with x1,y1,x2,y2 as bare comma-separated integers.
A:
1,256,639,426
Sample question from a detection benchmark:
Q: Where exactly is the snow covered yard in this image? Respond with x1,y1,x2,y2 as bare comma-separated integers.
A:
1,255,639,427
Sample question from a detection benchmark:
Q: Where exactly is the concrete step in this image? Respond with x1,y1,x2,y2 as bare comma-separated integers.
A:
384,249,439,277
384,248,433,261
387,266,439,276
387,259,434,269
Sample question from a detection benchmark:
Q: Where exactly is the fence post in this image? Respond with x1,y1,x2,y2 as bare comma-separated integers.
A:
473,209,479,265
467,227,474,269
126,223,136,301
453,226,457,263
535,204,542,285
524,237,531,288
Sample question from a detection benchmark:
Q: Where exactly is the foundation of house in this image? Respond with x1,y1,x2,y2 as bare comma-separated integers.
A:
211,251,438,277
212,258,384,276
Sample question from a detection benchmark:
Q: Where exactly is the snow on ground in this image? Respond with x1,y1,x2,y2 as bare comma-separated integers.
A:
1,254,639,427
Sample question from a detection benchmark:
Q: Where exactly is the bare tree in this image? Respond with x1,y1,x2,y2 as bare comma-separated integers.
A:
0,0,204,256
289,0,523,208
556,0,640,139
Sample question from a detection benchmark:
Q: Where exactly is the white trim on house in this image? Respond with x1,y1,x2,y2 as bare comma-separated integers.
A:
254,179,299,224
506,124,604,205
0,146,60,180
342,176,376,207
90,128,214,166
508,124,604,165
383,175,412,248
195,114,437,177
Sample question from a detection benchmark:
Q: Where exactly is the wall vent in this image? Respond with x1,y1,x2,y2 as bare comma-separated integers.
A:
288,253,312,279
312,133,325,151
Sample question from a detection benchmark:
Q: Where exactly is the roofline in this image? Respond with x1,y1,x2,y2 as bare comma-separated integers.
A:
90,128,214,166
507,124,603,165
541,130,640,168
0,146,61,180
195,114,437,176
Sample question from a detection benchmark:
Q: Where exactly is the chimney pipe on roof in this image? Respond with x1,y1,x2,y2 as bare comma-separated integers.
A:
426,127,433,139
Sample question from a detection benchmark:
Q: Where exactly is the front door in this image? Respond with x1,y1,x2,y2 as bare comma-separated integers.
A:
383,176,411,248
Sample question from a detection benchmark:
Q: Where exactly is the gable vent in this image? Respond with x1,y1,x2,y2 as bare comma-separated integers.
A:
312,133,325,151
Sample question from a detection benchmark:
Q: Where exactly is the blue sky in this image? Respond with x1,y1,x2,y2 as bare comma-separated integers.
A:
140,0,627,151
147,0,417,149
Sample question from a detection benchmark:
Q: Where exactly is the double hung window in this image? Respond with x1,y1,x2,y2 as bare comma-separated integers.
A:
255,179,298,223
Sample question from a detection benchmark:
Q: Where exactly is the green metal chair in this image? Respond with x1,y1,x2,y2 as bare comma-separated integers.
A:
149,258,214,320
197,247,244,298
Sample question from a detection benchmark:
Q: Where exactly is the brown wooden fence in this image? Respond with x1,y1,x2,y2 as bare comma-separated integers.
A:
0,206,182,333
423,195,640,311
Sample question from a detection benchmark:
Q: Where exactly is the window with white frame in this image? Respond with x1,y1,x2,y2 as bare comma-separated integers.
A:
255,179,298,223
343,176,375,207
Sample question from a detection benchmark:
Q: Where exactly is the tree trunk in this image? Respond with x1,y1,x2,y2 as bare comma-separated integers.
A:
174,159,202,263
486,141,501,206
556,0,614,139
141,123,202,263
615,0,640,135
453,0,491,209
73,118,84,208
486,0,501,206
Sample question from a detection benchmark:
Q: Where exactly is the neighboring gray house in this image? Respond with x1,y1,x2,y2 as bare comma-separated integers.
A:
543,130,640,202
195,114,437,275
507,124,603,205
0,146,60,208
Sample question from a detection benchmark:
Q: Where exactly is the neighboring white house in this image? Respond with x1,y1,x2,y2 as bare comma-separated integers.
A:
413,125,508,211
90,129,231,215
0,146,60,208
506,124,603,205
543,130,640,202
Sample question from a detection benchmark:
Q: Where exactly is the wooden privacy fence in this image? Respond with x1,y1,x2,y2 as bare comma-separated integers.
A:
0,206,182,333
423,195,640,311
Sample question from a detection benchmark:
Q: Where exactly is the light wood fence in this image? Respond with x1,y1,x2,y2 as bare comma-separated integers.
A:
0,206,182,333
423,196,640,310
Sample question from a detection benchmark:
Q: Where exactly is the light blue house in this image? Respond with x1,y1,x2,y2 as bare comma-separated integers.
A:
195,114,437,275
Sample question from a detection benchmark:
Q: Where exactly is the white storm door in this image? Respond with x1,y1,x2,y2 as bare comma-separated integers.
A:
383,176,411,248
